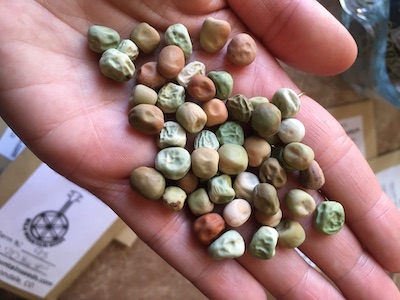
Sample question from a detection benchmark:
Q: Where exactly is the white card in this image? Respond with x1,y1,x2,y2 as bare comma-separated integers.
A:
0,127,26,161
0,163,118,298
338,115,366,157
376,164,400,209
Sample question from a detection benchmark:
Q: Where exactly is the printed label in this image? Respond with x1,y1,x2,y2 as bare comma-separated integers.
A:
376,164,400,209
0,164,118,297
0,127,26,161
338,115,366,157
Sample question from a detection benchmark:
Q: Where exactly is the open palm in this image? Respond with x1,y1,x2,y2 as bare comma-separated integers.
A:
1,0,400,299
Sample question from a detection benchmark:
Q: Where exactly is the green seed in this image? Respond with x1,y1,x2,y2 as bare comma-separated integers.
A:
276,218,306,248
194,130,220,150
249,226,279,259
155,147,191,180
87,25,120,53
208,71,233,100
216,121,244,145
164,23,193,58
251,102,281,138
314,201,345,235
272,88,301,118
226,94,254,123
157,121,187,149
284,189,316,218
218,144,248,175
188,188,215,216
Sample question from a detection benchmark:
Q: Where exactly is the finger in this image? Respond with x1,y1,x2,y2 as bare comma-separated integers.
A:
106,187,268,300
298,97,400,273
227,0,357,75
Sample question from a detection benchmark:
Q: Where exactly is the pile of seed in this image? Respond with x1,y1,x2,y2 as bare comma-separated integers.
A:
87,18,345,260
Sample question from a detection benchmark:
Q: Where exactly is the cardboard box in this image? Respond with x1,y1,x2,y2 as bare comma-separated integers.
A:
0,149,136,299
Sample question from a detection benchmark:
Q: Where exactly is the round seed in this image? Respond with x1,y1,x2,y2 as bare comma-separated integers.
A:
282,142,315,171
251,102,282,138
258,157,287,189
207,230,245,259
155,147,191,180
278,118,306,144
191,148,219,179
249,96,269,108
222,198,252,227
207,71,233,100
188,188,215,216
243,136,272,168
300,160,326,190
193,213,225,245
162,186,187,211
177,171,199,194
233,171,260,203
130,22,160,54
252,183,280,216
200,17,231,53
128,104,164,135
314,201,345,235
202,98,229,127
276,218,306,248
187,74,216,102
227,33,257,66
272,88,301,118
136,61,167,89
175,102,207,134
129,166,165,200
284,189,316,218
218,144,248,175
129,84,158,108
249,226,279,259
157,45,185,78
226,94,254,123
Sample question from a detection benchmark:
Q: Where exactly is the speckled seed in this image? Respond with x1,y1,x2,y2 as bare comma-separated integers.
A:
226,94,254,123
278,118,306,144
243,136,271,167
117,39,139,60
218,144,248,175
176,61,206,87
129,166,165,200
136,61,168,89
255,209,282,227
282,142,315,171
157,82,185,113
87,25,120,53
251,102,282,138
207,230,245,259
272,88,301,118
258,157,287,189
193,213,225,245
155,147,191,180
157,121,187,149
276,218,306,248
99,48,135,82
222,199,252,227
233,172,260,202
129,84,158,108
128,104,164,135
164,23,193,58
175,102,207,134
177,171,199,194
208,71,233,100
216,121,245,145
227,33,257,66
188,188,215,216
285,189,316,218
249,96,269,108
130,22,160,54
162,186,187,211
191,148,219,179
202,98,229,126
252,183,280,216
314,201,345,235
249,226,279,259
194,130,220,150
300,160,325,190
208,174,235,204
200,17,231,53
157,45,185,78
187,74,216,102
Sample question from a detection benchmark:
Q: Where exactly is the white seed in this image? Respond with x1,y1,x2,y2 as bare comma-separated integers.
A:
233,172,260,203
176,61,206,87
278,118,306,144
223,199,252,227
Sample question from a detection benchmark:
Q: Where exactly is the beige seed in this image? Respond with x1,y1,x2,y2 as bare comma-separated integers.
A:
227,33,257,66
191,148,219,180
200,17,231,53
130,22,160,53
222,199,252,227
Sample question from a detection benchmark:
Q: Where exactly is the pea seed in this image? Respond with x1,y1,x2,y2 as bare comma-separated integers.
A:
188,188,215,216
129,166,165,200
314,201,345,235
226,94,254,123
255,209,282,227
207,174,235,204
227,33,257,66
187,74,216,102
194,130,220,150
208,71,233,100
249,226,279,259
218,144,248,175
233,171,260,203
200,17,231,53
252,183,280,216
129,84,158,108
176,61,206,87
162,186,187,211
191,148,219,180
157,121,187,149
249,96,269,108
128,104,164,135
116,39,139,61
202,98,229,127
157,45,185,79
193,213,225,245
300,160,325,190
222,198,252,227
216,121,244,145
130,22,160,54
157,82,185,113
164,23,193,58
251,102,282,138
99,48,135,82
258,157,287,189
87,25,120,53
278,118,306,144
282,142,315,171
175,102,207,134
136,61,168,89
272,88,301,118
285,189,316,218
276,218,306,248
243,136,271,168
155,147,191,180
177,171,199,194
207,230,245,259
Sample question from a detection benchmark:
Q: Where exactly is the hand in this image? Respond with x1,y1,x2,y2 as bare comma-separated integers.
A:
1,0,399,299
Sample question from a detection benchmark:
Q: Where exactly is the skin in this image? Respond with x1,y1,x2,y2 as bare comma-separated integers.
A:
0,0,399,299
